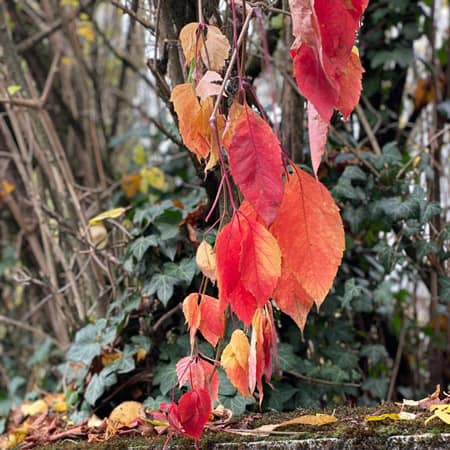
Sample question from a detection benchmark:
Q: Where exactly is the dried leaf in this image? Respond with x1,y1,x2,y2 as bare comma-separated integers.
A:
108,401,144,430
201,25,231,71
196,70,223,99
179,22,201,65
365,413,400,422
120,173,141,199
20,400,48,417
196,240,217,283
276,413,338,427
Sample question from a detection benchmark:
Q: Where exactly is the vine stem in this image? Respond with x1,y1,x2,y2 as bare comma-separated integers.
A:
209,9,254,213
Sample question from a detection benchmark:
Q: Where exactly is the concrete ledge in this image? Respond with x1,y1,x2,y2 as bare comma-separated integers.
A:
209,433,450,449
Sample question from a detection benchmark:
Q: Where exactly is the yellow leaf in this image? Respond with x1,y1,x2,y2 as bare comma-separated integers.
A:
7,424,30,448
89,207,126,225
62,56,73,65
77,23,95,42
0,180,15,196
108,401,144,429
44,393,68,413
20,399,48,416
101,350,123,367
276,413,338,427
61,0,79,6
365,413,400,422
140,166,166,192
133,144,147,165
7,85,22,95
221,330,250,397
135,348,147,362
196,240,216,283
430,404,450,412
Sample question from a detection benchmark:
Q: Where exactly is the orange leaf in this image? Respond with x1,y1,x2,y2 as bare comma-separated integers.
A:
221,330,250,397
271,166,344,325
170,83,208,160
183,293,225,347
120,173,142,199
335,48,365,119
182,293,201,348
179,22,202,65
199,295,225,347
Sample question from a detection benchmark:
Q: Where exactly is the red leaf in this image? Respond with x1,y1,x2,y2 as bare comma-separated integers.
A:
177,357,219,402
289,0,368,175
227,105,283,225
216,205,281,325
270,166,344,317
178,388,211,440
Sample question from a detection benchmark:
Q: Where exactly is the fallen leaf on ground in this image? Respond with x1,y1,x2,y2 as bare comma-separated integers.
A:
276,413,338,427
108,401,144,429
366,412,416,422
425,404,450,425
20,400,48,417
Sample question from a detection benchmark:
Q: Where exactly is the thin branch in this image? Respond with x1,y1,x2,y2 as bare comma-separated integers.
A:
110,0,154,30
286,369,361,388
0,314,61,349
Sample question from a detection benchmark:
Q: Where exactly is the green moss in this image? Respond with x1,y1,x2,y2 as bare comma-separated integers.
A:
35,405,450,449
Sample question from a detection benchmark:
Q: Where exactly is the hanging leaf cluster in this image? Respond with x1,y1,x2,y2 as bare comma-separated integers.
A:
163,1,367,442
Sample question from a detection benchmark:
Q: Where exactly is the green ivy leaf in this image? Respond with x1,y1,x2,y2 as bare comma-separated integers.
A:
130,236,158,260
153,363,178,396
144,273,178,305
361,344,388,364
163,258,196,284
85,370,117,406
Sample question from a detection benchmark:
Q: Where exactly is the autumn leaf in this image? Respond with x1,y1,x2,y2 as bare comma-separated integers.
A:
201,25,231,71
176,356,219,402
179,22,201,65
276,413,338,427
20,400,48,417
89,207,126,225
108,401,144,430
221,330,251,397
289,0,368,175
183,293,225,347
196,240,217,283
227,105,283,225
120,173,141,199
196,70,223,99
425,404,450,425
171,84,225,162
307,102,329,179
249,306,275,402
177,388,212,439
270,166,344,328
216,205,281,324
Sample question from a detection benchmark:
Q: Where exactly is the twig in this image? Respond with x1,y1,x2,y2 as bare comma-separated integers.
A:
356,104,381,156
110,0,154,30
0,314,61,349
151,303,182,334
286,369,361,388
387,320,407,402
